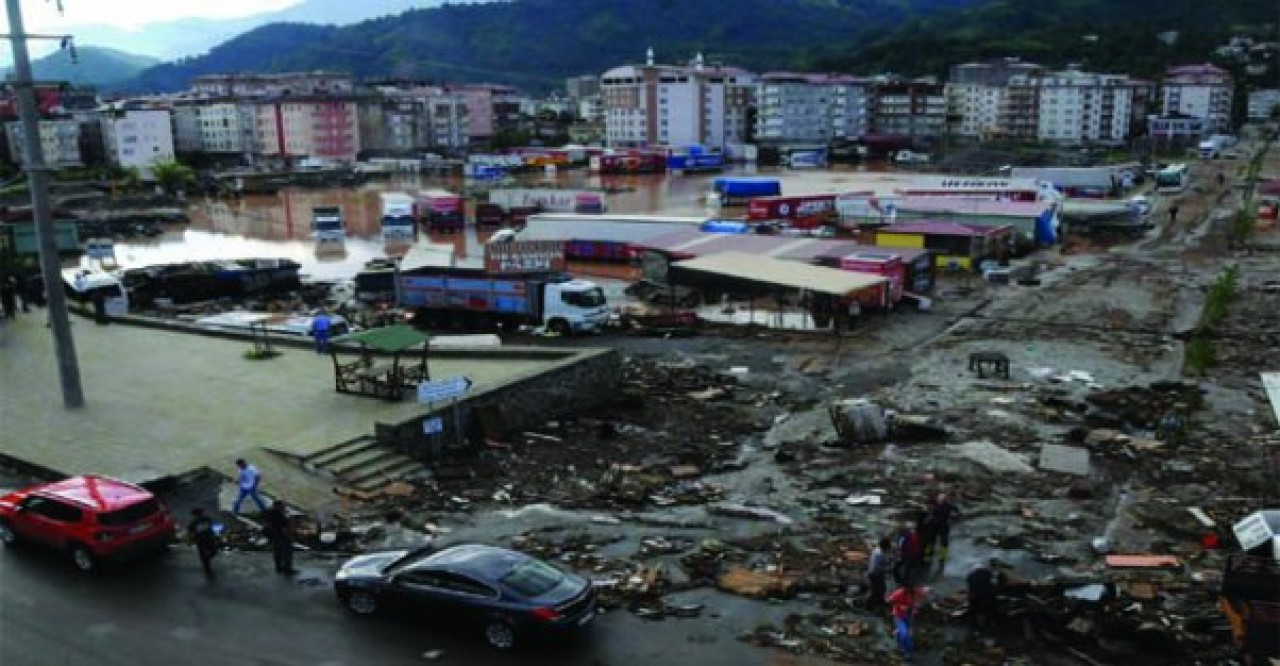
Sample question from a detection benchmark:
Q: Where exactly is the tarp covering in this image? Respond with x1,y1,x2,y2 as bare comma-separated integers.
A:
672,251,886,297
332,324,430,352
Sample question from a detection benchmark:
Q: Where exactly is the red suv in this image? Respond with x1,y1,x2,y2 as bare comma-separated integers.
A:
0,475,177,571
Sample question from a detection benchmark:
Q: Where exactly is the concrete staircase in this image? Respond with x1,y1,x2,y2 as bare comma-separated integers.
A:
301,436,428,493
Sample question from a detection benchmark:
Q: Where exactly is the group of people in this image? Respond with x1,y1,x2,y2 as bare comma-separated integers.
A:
185,458,297,580
861,492,1005,661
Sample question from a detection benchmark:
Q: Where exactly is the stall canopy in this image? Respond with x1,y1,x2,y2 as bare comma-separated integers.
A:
332,324,431,352
671,251,886,297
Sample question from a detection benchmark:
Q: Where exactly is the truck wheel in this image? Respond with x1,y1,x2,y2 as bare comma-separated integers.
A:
0,519,18,546
69,543,96,572
548,319,570,337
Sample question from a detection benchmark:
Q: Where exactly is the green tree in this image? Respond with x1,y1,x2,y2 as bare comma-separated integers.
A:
151,160,195,195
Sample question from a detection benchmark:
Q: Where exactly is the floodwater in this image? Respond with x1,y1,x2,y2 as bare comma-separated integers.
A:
96,163,909,282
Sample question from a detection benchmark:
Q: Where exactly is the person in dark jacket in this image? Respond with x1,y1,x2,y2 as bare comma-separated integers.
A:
967,559,1003,633
1,275,16,320
926,492,962,569
261,501,296,575
187,508,220,579
893,522,924,586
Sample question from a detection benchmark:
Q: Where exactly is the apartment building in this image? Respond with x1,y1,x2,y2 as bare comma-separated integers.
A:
171,100,258,155
99,105,175,177
755,73,870,146
946,59,1042,139
254,97,360,165
601,52,755,149
870,79,947,138
5,119,83,168
457,84,523,147
190,72,355,98
1035,70,1135,144
1161,64,1233,133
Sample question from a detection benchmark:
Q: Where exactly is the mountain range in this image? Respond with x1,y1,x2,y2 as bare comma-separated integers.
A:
6,47,159,90
2,0,434,66
25,0,1280,94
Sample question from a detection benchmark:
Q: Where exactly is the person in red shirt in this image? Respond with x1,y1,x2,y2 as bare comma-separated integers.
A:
886,584,928,660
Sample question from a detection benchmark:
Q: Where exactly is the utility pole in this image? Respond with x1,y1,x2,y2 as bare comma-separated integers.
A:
5,0,84,408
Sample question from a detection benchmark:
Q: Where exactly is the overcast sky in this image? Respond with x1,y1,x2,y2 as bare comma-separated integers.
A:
2,0,299,32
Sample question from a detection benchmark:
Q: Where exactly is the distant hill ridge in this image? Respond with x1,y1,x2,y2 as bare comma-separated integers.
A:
120,0,1275,93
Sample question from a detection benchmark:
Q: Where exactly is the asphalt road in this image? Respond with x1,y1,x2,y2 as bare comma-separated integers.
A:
0,543,803,666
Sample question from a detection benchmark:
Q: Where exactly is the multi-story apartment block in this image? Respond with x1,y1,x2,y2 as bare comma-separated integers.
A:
458,84,524,146
357,95,427,154
1161,64,1233,133
1248,89,1280,121
190,72,355,98
755,73,870,146
5,119,83,168
254,97,360,165
1034,70,1135,144
870,79,947,138
99,105,175,177
171,100,258,155
601,52,755,149
947,59,1042,139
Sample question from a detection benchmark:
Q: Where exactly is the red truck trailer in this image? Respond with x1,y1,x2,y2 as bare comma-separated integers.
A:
747,194,838,229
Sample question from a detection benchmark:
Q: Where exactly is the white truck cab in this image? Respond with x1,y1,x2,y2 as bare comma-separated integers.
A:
62,268,129,316
543,279,609,333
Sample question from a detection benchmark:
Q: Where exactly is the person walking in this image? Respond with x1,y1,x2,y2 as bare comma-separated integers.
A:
1,275,17,320
261,500,297,575
886,583,928,661
927,492,962,569
187,508,220,579
966,559,1003,635
15,274,29,313
310,310,332,354
232,458,268,514
893,522,924,587
1168,204,1180,225
865,536,890,610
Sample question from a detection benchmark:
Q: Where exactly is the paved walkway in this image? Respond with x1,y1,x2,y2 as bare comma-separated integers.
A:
0,312,550,486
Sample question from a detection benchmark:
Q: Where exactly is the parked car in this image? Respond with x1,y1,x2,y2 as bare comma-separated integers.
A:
334,543,597,650
0,475,177,572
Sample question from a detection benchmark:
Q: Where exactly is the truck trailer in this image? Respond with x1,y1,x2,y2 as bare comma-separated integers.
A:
395,268,608,335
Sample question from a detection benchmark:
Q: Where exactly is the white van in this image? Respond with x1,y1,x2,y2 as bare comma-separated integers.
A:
62,268,129,316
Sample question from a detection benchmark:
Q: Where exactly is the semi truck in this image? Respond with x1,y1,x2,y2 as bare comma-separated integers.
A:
311,206,345,240
712,177,782,205
416,189,465,233
396,268,609,335
379,192,416,239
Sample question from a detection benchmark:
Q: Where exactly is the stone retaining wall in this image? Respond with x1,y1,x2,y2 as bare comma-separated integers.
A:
374,348,621,460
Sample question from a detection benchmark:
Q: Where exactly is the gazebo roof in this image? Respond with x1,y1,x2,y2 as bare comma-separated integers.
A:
332,324,430,353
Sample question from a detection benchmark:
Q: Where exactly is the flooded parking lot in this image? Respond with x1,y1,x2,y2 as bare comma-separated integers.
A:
91,163,911,281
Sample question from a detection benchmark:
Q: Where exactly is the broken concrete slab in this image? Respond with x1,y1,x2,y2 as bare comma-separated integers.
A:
944,440,1034,474
1039,443,1091,476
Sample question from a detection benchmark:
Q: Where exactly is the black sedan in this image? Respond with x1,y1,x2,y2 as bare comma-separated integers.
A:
334,544,597,650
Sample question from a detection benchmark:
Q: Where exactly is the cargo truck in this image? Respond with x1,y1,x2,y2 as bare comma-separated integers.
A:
311,206,345,240
392,268,609,335
712,177,782,206
380,192,416,239
416,189,465,233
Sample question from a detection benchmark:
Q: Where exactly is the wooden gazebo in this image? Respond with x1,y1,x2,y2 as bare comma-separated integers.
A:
329,324,431,400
